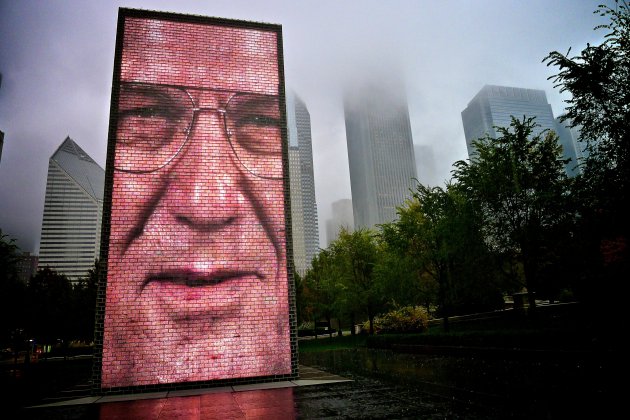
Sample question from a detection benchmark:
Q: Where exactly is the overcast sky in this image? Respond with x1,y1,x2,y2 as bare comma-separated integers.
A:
0,0,612,252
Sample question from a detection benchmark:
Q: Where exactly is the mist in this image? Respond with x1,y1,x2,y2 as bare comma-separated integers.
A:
0,0,610,252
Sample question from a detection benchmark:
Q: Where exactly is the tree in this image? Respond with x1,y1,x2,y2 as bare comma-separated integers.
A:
544,1,630,329
27,268,73,344
0,229,27,348
383,183,502,331
331,228,383,335
544,1,630,226
379,198,443,317
70,259,101,343
372,231,433,311
452,117,572,315
303,248,342,337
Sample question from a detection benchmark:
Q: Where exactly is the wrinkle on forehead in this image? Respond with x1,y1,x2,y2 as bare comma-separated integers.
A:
121,17,279,95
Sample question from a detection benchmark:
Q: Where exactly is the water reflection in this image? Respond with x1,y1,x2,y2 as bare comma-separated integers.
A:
299,347,611,417
99,387,296,419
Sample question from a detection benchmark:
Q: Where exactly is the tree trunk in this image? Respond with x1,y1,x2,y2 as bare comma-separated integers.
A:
522,247,538,320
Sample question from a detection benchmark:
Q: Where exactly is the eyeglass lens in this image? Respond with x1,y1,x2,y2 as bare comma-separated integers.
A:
114,83,283,178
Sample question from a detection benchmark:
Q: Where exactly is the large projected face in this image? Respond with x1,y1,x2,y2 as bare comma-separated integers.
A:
101,15,291,388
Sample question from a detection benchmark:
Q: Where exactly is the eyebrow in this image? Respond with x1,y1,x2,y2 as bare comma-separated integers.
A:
120,81,278,98
120,84,181,103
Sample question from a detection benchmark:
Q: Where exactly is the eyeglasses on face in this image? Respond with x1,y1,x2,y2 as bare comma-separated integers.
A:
114,82,284,180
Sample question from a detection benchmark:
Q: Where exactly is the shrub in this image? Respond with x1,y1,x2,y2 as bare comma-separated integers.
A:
363,306,429,334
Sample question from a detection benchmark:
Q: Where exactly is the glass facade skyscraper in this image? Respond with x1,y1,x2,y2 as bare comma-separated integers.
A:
344,78,417,229
461,85,556,155
461,84,579,175
38,137,104,283
287,93,319,275
555,116,583,176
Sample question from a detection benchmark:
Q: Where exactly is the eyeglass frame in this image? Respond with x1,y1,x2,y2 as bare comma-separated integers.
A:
113,81,285,180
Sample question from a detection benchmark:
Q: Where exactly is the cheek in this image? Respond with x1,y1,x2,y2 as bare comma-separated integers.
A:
109,173,162,246
253,181,285,234
257,181,284,210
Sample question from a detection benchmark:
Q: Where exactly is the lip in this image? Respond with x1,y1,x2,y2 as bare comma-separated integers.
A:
140,268,265,321
141,269,265,290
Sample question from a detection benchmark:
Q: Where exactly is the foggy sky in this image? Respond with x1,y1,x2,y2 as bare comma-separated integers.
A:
0,0,611,252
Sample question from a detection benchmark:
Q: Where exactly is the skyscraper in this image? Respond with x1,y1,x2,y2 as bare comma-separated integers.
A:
38,137,104,283
461,84,580,175
555,116,582,176
344,78,417,229
326,198,354,246
287,93,319,275
414,144,439,187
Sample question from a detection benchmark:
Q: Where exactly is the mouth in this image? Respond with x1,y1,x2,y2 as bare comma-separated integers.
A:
138,268,266,323
141,269,265,291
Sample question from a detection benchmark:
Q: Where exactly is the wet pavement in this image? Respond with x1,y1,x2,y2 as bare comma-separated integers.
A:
21,370,496,419
11,347,622,419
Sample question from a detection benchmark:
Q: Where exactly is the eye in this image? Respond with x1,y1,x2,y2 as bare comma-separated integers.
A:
226,93,283,157
118,85,189,122
122,106,170,119
237,114,281,128
116,84,192,151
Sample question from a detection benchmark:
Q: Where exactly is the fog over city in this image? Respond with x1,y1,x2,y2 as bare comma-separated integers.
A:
0,0,612,252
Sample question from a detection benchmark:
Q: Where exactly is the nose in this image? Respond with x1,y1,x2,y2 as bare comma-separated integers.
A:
164,110,247,230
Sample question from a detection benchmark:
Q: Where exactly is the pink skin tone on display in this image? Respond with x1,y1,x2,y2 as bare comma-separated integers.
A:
101,17,291,387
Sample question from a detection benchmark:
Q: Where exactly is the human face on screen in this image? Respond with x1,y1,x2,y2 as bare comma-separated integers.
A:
101,17,290,387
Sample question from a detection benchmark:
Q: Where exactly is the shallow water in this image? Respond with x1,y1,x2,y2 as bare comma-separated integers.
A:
300,347,618,418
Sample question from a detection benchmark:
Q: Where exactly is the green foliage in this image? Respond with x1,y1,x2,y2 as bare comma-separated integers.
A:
297,2,629,332
70,259,100,342
544,0,629,324
0,229,27,347
332,228,383,334
382,183,504,324
545,1,630,221
0,229,20,281
302,228,384,335
302,247,342,330
452,117,572,311
27,267,74,343
363,306,429,335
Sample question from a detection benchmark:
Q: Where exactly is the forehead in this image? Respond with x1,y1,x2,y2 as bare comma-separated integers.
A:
120,17,279,95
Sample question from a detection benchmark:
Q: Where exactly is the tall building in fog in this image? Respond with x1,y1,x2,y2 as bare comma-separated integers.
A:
461,84,579,175
554,116,582,176
38,137,104,283
461,85,555,155
414,144,439,187
344,78,417,229
326,198,354,246
287,93,319,275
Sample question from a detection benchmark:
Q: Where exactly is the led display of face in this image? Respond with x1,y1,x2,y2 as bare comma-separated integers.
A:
99,10,292,388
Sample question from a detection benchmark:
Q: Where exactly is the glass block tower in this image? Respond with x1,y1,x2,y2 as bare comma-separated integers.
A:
344,78,417,229
461,85,558,153
461,85,580,175
38,137,104,283
287,93,319,275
